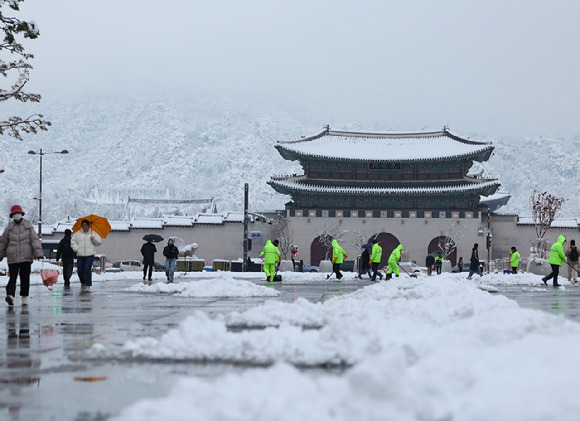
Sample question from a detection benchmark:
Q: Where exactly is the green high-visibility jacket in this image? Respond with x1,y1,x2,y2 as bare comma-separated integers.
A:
548,235,566,266
510,251,520,267
332,239,347,264
388,244,403,265
370,243,382,264
260,240,280,264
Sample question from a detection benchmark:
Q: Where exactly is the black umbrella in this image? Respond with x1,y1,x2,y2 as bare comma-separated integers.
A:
143,234,164,243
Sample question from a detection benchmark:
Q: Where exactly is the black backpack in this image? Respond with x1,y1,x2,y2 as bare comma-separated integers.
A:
570,247,579,262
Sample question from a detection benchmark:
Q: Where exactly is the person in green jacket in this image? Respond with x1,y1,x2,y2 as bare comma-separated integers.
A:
435,252,444,275
260,239,281,282
509,246,520,273
386,244,403,280
542,234,566,287
328,239,347,280
369,239,383,282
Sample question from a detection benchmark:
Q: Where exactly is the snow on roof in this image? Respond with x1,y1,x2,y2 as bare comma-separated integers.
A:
163,216,195,227
109,221,131,231
53,222,74,233
277,129,493,162
130,218,164,229
517,217,580,228
196,214,225,225
223,212,245,222
269,178,500,195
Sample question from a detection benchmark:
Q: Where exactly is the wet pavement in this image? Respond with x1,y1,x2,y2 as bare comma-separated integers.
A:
2,276,580,420
496,285,580,322
0,275,370,421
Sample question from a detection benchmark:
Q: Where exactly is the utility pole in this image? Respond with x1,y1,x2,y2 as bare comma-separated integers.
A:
243,183,249,272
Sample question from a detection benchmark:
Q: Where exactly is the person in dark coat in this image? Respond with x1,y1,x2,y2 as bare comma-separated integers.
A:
425,253,435,276
467,243,483,279
358,248,372,279
140,240,157,281
56,229,75,287
457,257,464,272
163,239,179,283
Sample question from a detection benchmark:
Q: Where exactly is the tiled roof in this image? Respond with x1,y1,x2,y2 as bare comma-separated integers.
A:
269,177,500,195
276,129,493,163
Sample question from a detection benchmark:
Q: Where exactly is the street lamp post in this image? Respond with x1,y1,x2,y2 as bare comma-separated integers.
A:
28,148,69,237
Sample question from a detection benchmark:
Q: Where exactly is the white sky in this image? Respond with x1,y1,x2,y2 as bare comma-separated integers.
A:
17,0,580,136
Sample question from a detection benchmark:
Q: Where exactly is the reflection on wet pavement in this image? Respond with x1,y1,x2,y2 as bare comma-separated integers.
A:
497,285,580,322
0,276,370,420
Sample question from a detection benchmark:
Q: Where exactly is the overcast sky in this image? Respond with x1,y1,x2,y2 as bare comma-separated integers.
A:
16,0,580,136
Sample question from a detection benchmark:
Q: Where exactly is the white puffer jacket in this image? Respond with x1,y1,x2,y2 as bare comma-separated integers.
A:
71,230,102,257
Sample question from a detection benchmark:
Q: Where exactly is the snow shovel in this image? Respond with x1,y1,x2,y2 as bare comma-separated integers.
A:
398,262,418,279
273,261,282,282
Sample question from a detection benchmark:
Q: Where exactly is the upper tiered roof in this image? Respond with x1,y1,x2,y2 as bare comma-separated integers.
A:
275,128,494,163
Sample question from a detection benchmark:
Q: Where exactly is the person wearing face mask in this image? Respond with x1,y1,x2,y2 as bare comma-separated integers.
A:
0,205,44,306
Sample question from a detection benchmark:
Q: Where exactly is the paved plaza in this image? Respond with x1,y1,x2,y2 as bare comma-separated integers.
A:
1,275,579,420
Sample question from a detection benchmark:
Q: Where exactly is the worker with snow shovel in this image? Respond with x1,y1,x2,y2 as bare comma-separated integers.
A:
385,244,403,280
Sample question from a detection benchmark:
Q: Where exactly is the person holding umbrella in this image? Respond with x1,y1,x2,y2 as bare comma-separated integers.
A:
357,245,372,280
163,238,179,283
71,219,102,293
0,205,44,306
141,240,157,282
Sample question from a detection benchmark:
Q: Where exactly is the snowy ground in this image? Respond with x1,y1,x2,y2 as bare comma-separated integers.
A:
30,269,570,421
2,267,577,420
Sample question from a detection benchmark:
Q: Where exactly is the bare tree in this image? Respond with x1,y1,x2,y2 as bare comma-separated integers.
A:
438,221,465,258
0,1,51,140
317,222,348,260
350,227,375,251
272,215,294,259
530,190,567,258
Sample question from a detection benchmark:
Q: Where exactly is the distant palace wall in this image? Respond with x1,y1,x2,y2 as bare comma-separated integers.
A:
41,213,579,269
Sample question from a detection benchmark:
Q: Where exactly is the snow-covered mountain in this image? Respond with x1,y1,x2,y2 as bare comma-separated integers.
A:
0,93,577,226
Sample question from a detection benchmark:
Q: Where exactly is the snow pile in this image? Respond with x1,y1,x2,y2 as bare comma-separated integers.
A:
113,275,580,420
126,277,279,297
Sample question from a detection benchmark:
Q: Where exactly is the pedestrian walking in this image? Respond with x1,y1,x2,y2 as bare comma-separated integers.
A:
425,253,435,276
509,247,520,273
467,243,483,279
385,244,403,280
141,240,157,281
0,205,44,306
542,235,566,287
71,219,102,293
163,239,179,283
260,239,280,282
56,229,75,287
369,239,383,281
330,239,347,280
565,239,579,284
358,248,372,279
435,252,443,275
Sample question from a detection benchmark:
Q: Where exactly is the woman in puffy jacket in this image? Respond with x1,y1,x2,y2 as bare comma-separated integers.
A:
71,219,101,293
0,205,44,306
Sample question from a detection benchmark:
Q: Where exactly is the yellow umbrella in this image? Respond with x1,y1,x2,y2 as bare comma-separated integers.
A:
72,214,112,239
